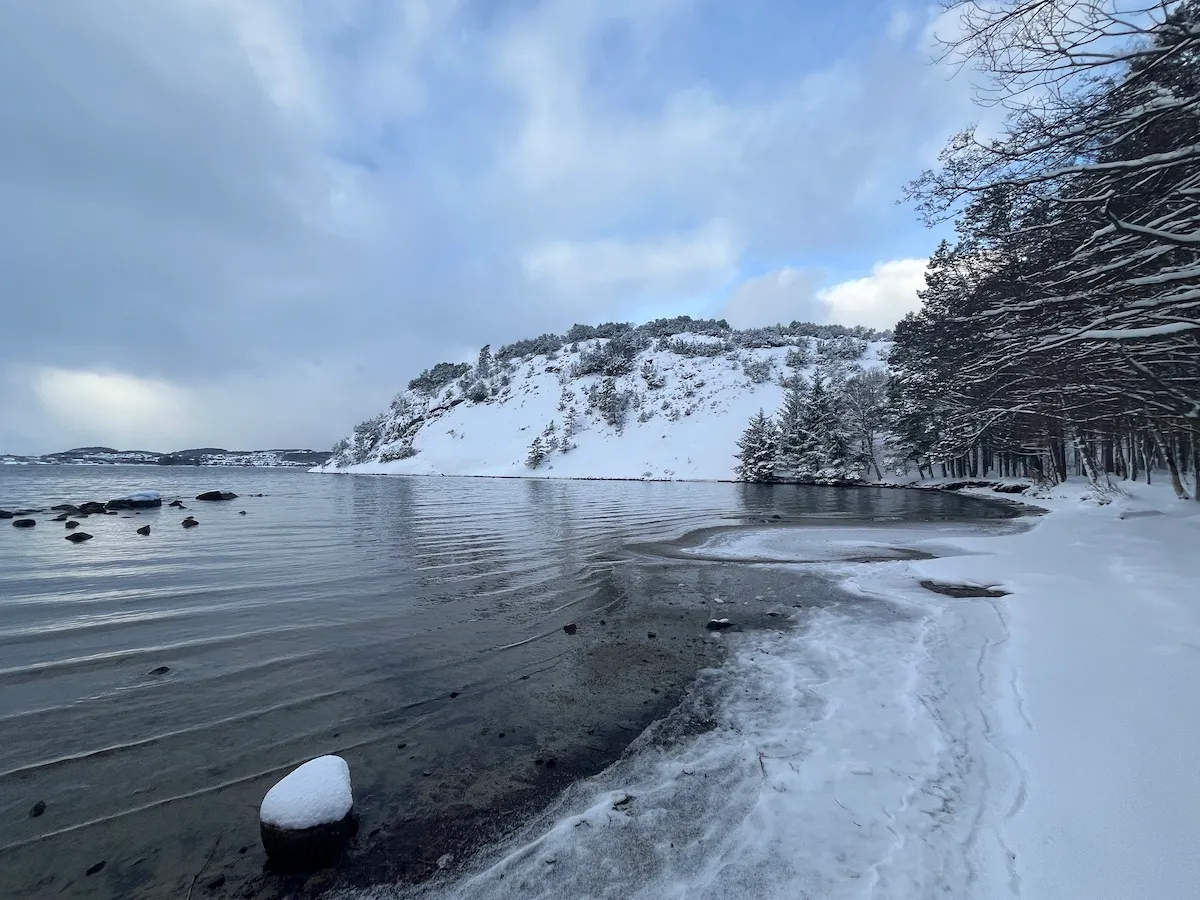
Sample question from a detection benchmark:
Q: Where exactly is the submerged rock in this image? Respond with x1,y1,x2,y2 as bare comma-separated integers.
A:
260,755,356,870
168,499,185,508
65,532,94,543
196,491,237,501
12,519,35,529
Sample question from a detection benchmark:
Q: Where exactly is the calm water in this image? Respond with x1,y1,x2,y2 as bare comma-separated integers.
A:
0,467,1014,898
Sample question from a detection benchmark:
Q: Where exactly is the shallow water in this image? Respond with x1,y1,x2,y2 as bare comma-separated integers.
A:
0,468,1015,898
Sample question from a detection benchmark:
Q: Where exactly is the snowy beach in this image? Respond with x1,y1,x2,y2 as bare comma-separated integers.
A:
358,479,1200,900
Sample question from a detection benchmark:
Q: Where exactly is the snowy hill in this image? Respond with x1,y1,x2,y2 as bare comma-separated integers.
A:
316,320,890,481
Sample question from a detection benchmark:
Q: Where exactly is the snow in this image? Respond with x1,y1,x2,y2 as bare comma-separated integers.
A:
259,755,353,831
360,479,1200,900
123,490,161,502
315,338,890,481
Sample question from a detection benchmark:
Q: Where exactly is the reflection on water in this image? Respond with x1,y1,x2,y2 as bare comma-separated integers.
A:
0,467,1014,898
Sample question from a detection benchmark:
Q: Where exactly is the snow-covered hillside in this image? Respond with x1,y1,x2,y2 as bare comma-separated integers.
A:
315,321,889,480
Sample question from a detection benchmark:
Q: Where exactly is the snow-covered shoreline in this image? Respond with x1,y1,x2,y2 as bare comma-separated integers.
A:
363,478,1199,900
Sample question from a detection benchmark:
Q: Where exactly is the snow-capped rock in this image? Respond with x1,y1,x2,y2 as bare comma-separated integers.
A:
106,490,162,510
259,755,355,869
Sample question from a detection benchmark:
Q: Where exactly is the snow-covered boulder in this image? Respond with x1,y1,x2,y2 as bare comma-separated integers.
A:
259,755,356,870
106,490,162,510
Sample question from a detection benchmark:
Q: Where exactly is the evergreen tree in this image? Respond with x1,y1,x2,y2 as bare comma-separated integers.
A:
735,410,780,482
776,378,810,477
526,436,546,469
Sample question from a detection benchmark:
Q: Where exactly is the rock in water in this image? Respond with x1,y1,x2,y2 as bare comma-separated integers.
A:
168,500,185,508
65,520,80,529
181,517,199,529
260,755,355,870
12,519,35,529
106,490,163,510
0,510,14,519
65,532,93,543
196,491,238,501
137,525,151,536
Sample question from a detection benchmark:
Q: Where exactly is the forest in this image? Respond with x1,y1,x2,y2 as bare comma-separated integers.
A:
889,0,1200,498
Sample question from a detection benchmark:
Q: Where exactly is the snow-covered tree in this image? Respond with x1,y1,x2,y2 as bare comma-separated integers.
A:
736,410,780,482
526,436,546,469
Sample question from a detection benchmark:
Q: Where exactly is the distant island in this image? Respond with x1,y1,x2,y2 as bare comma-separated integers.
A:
1,447,332,468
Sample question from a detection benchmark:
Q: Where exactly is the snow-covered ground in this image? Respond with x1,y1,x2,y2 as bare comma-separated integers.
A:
355,479,1200,900
316,336,888,481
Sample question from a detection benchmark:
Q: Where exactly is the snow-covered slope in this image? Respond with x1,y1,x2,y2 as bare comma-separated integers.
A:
316,327,889,481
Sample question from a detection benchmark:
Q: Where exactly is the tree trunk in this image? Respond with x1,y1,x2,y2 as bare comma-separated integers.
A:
1152,430,1187,499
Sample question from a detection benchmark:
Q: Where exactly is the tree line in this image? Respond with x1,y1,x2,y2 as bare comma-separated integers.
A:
890,0,1200,498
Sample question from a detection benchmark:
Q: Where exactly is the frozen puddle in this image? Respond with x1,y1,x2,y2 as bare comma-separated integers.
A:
358,524,1018,900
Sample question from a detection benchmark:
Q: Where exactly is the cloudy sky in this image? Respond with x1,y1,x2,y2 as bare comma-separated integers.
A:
0,0,980,454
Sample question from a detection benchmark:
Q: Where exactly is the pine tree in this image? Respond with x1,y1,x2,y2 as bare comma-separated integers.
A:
526,436,546,469
776,378,810,478
736,410,780,482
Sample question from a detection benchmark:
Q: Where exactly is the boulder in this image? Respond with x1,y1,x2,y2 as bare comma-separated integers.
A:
260,756,356,870
78,502,107,514
12,519,35,528
196,491,238,502
106,491,163,511
137,525,151,536
0,510,13,519
65,532,93,544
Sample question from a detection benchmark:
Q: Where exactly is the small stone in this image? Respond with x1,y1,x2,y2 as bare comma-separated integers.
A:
545,758,557,769
562,623,577,635
206,874,226,891
148,666,170,676
498,732,505,738
137,525,151,536
449,691,460,698
86,861,105,876
29,800,46,818
397,742,407,750
181,517,199,528
647,632,657,639
65,532,93,543
12,519,35,528
239,510,247,515
65,520,80,529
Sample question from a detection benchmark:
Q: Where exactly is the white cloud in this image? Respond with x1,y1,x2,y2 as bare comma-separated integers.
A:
721,257,927,331
31,368,196,450
818,258,927,329
522,221,739,303
721,267,826,329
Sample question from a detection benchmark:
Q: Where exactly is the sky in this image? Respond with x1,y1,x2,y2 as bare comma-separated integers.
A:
0,0,984,454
